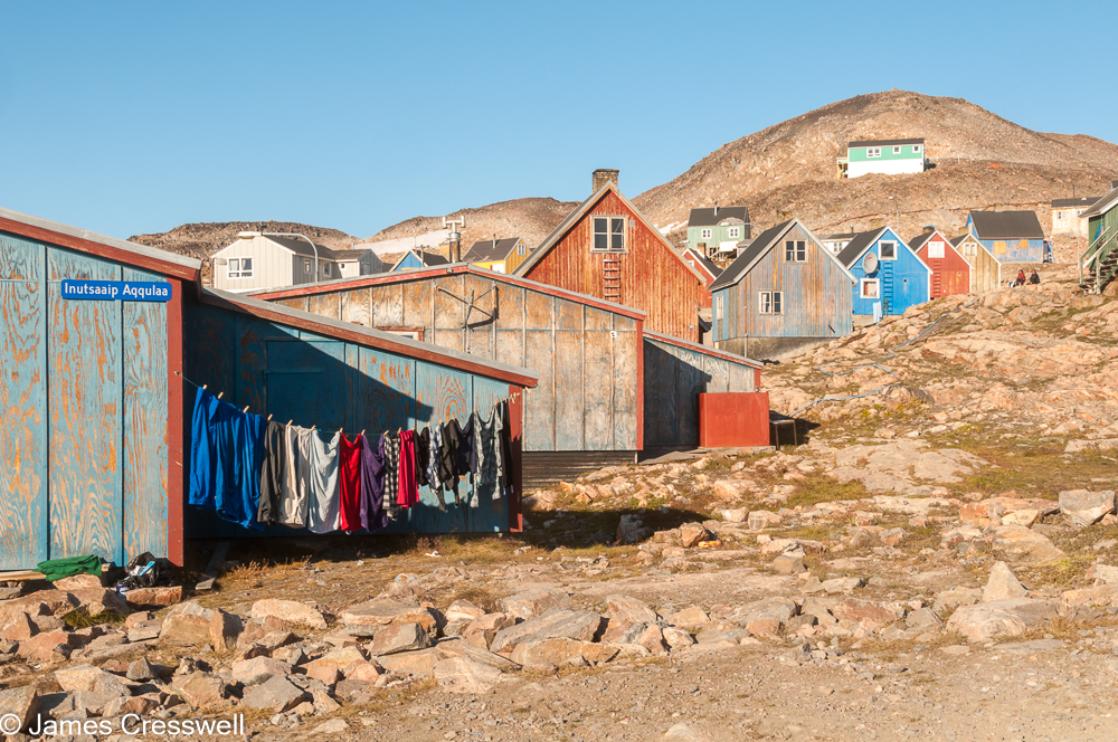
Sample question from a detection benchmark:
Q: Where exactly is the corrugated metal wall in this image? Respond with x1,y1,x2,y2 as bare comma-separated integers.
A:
184,299,518,534
0,232,172,569
270,273,641,453
643,336,758,449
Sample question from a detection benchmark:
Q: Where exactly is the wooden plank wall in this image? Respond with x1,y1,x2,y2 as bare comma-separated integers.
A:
521,190,710,341
0,232,172,569
271,274,640,453
185,300,524,535
642,337,758,449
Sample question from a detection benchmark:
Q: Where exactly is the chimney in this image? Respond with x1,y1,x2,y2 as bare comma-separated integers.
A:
592,168,619,193
714,204,720,217
922,224,935,233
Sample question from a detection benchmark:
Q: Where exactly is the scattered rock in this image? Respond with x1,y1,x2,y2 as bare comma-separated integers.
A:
1058,489,1116,527
122,585,183,608
499,588,571,620
241,674,308,712
992,525,1066,564
490,609,604,654
748,510,782,531
173,671,228,710
160,601,243,651
983,561,1028,602
231,655,291,686
946,599,1058,643
370,622,430,656
0,685,39,734
679,522,711,548
433,655,504,693
251,598,327,630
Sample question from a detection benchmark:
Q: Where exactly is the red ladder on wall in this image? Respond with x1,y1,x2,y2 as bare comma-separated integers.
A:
603,255,622,302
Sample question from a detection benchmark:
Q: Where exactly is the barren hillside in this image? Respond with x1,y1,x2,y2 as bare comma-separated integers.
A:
129,221,359,261
364,197,577,251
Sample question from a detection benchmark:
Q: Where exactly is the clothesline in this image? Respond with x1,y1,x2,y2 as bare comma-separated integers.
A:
175,369,521,433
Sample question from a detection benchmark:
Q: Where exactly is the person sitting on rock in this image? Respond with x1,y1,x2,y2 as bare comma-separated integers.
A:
1014,269,1027,287
1028,270,1040,285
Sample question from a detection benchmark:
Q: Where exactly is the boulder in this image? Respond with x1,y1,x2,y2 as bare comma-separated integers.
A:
830,598,901,632
1059,584,1118,616
17,629,82,662
0,685,38,734
67,588,129,618
231,656,291,686
370,622,430,656
616,513,650,544
54,574,102,591
499,588,571,620
771,552,806,575
509,638,617,671
991,525,1065,564
604,595,659,633
241,675,308,713
444,599,486,624
732,597,797,638
461,612,516,649
54,664,130,696
433,656,504,694
490,609,604,654
122,586,183,608
946,599,1058,643
172,671,228,710
720,508,749,524
301,646,367,683
126,657,156,682
250,599,327,630
1058,489,1116,527
338,598,438,635
662,626,696,649
678,522,710,548
1090,563,1118,586
983,561,1028,602
1,612,36,642
375,647,440,678
748,510,782,531
932,587,982,616
667,606,710,631
160,601,242,651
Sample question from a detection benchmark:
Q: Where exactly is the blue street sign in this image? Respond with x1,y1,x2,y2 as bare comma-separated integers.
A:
61,279,172,303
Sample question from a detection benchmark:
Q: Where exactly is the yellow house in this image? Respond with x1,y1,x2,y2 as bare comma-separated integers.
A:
463,237,528,274
952,231,1002,294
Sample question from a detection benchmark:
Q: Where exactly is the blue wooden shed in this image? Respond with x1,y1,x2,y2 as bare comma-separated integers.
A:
837,226,930,320
0,207,200,570
184,287,537,538
966,211,1048,263
391,249,450,272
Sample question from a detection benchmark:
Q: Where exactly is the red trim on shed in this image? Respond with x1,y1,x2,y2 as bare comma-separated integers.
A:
635,318,645,452
507,384,524,532
166,278,185,566
0,215,199,282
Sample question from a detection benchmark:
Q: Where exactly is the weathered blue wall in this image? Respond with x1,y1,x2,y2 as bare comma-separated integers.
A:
392,253,424,271
184,299,515,536
848,228,930,317
966,216,1046,263
0,232,170,569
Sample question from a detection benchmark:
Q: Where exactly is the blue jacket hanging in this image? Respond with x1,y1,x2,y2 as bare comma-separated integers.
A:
188,386,266,529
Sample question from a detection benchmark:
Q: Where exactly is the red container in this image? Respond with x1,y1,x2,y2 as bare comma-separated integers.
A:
698,392,770,447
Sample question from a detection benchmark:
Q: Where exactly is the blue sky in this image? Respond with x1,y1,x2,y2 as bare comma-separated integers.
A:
2,1,1113,238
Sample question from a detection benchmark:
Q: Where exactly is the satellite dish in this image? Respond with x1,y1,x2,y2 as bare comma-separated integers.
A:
862,252,879,274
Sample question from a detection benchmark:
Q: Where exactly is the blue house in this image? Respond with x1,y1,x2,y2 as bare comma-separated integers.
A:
391,249,450,272
837,226,930,320
965,211,1048,263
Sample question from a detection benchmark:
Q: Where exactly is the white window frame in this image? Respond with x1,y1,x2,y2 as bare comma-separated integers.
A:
784,239,806,262
303,258,312,273
866,146,882,158
714,293,724,322
592,216,627,252
860,278,880,299
227,257,254,279
517,242,526,256
700,227,713,240
962,242,977,258
879,240,898,260
892,145,901,155
759,290,783,315
928,241,945,259
727,226,741,239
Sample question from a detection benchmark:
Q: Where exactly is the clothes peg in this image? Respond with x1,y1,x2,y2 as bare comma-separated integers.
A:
217,391,224,400
243,405,251,413
359,428,366,438
266,413,273,422
287,419,293,426
202,383,208,390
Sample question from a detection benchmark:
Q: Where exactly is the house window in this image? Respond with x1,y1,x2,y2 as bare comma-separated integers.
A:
227,257,254,278
892,145,901,154
913,144,922,154
784,240,806,262
593,217,626,251
303,258,312,273
928,241,945,259
714,293,724,321
700,228,713,240
962,243,977,258
860,278,880,299
727,226,741,239
323,263,331,276
879,241,897,260
759,291,783,315
866,147,881,158
517,242,526,256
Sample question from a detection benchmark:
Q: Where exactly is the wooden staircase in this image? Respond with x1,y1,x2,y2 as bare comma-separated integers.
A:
602,254,622,302
1080,225,1118,294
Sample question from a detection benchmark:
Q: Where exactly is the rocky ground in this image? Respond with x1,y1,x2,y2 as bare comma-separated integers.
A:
2,271,1118,740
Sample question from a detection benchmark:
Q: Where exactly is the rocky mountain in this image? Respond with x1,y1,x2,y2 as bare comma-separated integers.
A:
131,91,1118,261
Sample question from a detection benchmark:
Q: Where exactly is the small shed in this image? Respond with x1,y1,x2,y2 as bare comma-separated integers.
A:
0,208,200,570
463,237,529,274
710,218,854,358
838,226,930,319
516,169,711,342
951,232,1002,294
910,228,970,298
966,211,1047,263
682,246,721,287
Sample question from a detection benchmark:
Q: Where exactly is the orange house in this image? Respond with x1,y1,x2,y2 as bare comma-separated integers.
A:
516,169,711,341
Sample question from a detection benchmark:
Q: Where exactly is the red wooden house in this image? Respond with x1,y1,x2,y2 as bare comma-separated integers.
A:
516,170,711,341
910,228,970,298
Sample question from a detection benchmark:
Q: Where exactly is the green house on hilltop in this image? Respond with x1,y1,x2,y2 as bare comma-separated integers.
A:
838,138,926,179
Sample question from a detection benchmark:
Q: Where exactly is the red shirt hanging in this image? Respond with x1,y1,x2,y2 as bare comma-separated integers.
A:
338,434,364,530
397,430,419,508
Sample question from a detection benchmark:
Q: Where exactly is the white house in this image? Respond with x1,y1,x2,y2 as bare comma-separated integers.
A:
840,138,926,179
1050,196,1099,239
210,232,385,293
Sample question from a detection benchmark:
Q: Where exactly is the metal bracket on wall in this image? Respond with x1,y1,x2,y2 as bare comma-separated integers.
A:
436,284,498,328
